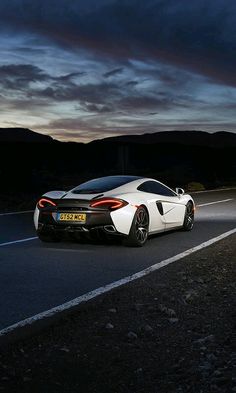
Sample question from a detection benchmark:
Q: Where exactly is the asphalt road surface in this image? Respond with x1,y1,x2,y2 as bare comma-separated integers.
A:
0,189,235,330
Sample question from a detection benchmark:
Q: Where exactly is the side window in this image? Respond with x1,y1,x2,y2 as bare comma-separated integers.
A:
137,181,176,197
137,181,154,193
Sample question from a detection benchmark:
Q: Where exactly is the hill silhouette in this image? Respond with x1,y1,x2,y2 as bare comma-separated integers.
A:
0,128,54,143
0,128,236,210
93,130,236,148
1,127,236,147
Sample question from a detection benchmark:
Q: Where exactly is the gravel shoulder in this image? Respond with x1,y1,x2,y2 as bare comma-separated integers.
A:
0,235,236,393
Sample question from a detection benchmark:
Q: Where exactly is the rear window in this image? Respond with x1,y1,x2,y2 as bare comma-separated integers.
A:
72,176,140,194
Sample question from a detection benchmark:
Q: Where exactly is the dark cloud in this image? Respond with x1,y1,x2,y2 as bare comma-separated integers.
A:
15,47,47,55
0,64,85,98
55,72,85,82
82,103,113,113
118,94,189,112
126,81,139,87
36,81,119,104
32,79,188,114
103,68,123,78
6,98,53,111
0,64,84,90
0,1,235,86
0,64,48,89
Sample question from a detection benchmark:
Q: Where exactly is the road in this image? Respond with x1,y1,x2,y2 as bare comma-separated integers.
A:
0,189,235,331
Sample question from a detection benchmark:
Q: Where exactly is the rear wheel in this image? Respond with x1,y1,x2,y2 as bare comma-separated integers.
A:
37,232,60,242
183,201,194,231
124,206,149,247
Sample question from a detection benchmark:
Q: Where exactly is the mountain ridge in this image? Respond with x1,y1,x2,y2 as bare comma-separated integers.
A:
0,128,54,143
1,127,236,147
92,130,236,147
0,127,235,195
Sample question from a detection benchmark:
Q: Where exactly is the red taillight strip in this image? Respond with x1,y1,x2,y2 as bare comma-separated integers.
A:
38,198,56,208
90,198,126,209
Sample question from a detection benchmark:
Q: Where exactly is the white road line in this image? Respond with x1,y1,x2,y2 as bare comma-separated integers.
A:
0,237,37,247
0,210,34,217
1,227,236,338
197,198,233,207
191,187,236,194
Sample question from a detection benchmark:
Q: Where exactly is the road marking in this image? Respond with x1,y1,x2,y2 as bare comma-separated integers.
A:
197,198,233,207
0,210,34,217
191,187,236,194
0,237,37,247
1,227,236,338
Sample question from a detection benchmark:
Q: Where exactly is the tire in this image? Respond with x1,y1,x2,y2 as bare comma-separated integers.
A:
124,206,149,247
37,232,60,243
182,201,194,231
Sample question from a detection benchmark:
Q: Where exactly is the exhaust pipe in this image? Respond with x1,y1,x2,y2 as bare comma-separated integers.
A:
65,226,87,232
104,225,116,233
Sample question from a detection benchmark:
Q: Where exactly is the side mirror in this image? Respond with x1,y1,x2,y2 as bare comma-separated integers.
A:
176,187,185,195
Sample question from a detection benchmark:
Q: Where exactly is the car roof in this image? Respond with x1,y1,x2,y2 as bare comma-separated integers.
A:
70,175,143,194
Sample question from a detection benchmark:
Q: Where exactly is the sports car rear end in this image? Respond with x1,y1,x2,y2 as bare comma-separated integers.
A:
35,196,129,241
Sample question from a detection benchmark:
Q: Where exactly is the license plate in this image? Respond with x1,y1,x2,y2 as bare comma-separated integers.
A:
57,213,86,222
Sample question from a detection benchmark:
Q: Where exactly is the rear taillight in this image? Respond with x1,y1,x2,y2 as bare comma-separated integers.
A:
37,198,57,209
90,198,128,210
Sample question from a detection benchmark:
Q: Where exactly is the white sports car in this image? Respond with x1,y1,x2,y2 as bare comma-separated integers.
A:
34,175,195,246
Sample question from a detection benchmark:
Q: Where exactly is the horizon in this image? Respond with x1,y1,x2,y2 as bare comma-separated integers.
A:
1,127,236,145
0,1,236,142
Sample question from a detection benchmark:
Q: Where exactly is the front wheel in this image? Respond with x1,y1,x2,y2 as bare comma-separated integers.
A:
124,206,149,247
182,202,194,231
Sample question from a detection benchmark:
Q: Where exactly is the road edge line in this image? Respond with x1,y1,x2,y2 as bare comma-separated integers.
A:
0,237,37,247
0,210,34,216
197,198,233,207
190,187,236,194
1,227,236,346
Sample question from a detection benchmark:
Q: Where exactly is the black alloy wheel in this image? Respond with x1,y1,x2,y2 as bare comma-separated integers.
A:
183,201,194,231
124,206,149,247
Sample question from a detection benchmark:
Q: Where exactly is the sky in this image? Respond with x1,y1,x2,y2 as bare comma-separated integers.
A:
0,0,236,142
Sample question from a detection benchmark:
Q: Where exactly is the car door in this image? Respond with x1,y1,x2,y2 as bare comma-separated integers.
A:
153,182,185,228
161,196,185,228
137,181,185,231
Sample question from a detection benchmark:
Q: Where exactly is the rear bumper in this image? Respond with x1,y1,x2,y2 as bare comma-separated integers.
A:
37,223,119,237
34,198,136,237
36,209,121,236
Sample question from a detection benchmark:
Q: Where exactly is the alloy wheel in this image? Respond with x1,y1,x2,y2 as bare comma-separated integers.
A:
135,208,149,243
184,203,194,230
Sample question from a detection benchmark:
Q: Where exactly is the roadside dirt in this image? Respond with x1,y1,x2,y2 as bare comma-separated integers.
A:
0,234,235,393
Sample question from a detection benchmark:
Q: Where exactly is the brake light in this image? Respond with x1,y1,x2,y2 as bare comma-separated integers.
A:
90,198,128,210
37,198,57,208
